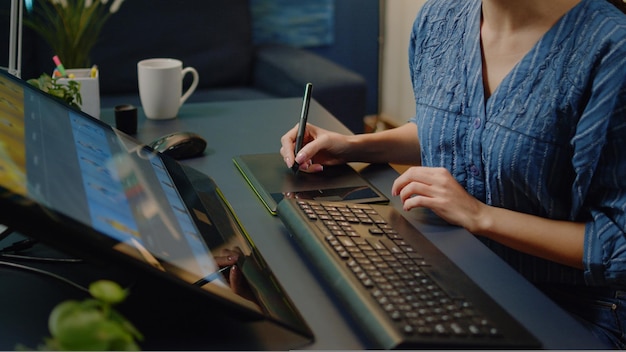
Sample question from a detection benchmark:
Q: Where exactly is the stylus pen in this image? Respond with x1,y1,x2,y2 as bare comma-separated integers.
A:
193,265,233,287
292,82,313,174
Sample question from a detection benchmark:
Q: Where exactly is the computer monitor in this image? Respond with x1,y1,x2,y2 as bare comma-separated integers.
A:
0,69,313,349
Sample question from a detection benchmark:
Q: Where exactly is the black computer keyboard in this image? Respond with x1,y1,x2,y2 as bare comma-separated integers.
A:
277,199,541,349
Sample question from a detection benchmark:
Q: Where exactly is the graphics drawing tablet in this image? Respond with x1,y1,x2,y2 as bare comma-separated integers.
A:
233,153,389,215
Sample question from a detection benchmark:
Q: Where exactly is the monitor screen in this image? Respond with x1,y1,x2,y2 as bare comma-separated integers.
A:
0,70,312,343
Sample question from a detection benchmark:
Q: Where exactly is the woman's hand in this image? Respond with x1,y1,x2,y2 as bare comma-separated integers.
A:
392,166,585,268
279,123,350,173
213,248,256,301
391,166,487,233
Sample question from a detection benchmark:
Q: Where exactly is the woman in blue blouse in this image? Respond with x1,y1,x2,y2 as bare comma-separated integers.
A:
280,0,626,348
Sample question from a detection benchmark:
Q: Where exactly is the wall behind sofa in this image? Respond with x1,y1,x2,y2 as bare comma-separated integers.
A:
306,0,380,117
249,0,380,117
1,0,380,117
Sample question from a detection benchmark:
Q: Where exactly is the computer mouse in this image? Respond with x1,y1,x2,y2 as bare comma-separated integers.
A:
148,131,207,160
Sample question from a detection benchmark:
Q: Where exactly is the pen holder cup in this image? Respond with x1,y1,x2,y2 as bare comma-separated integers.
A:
57,68,101,119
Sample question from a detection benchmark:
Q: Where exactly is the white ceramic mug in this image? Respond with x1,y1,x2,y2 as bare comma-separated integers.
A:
137,58,199,119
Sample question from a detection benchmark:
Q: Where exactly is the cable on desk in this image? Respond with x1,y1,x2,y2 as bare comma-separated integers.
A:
0,253,83,263
0,239,83,263
0,260,89,294
0,229,135,294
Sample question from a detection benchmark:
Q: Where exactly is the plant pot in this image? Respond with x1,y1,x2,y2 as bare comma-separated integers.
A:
57,68,100,119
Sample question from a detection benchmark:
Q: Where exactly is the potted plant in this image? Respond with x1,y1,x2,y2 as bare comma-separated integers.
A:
23,0,125,69
27,73,82,109
23,0,125,118
18,280,143,351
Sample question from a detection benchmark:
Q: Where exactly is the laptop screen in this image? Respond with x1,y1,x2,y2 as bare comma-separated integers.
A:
0,70,312,342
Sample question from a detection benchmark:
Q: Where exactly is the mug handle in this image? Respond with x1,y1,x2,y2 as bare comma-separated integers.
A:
180,67,199,106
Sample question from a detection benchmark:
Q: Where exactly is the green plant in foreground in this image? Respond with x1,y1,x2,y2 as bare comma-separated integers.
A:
27,73,83,109
22,280,143,351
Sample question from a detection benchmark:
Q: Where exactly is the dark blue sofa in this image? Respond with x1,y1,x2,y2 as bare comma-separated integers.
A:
15,0,368,133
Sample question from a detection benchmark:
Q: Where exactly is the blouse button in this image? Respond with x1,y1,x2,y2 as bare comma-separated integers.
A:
473,117,481,129
470,164,480,177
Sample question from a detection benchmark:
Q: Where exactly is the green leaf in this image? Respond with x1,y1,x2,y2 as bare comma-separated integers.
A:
27,72,83,109
110,310,144,342
29,278,142,351
89,280,128,305
47,300,82,338
23,0,121,68
54,311,131,350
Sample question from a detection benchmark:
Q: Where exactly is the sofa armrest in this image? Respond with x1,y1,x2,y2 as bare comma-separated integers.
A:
253,44,367,133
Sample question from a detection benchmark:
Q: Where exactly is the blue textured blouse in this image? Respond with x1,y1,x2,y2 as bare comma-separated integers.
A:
409,0,626,287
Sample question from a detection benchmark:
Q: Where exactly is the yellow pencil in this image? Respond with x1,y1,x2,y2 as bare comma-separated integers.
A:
90,65,98,78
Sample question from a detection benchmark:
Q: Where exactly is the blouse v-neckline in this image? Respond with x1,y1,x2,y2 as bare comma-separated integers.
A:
471,0,586,113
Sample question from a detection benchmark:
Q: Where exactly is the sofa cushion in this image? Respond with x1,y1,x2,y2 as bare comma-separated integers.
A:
91,0,254,96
